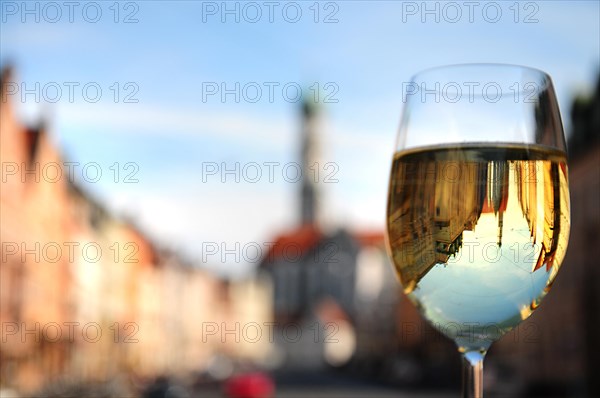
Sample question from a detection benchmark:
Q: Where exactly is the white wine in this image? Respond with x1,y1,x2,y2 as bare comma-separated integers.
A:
387,143,570,350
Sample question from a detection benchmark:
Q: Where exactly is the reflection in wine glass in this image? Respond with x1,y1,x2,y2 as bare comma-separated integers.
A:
386,64,570,397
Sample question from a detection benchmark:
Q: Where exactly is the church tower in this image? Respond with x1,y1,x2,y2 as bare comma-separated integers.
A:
300,98,321,227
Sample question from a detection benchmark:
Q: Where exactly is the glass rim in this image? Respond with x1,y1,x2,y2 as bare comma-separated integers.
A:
408,63,554,96
409,62,551,82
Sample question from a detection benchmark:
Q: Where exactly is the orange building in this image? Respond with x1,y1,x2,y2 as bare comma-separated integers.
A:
1,67,273,395
1,67,73,393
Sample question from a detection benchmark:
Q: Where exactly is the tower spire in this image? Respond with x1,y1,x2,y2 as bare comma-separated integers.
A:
300,98,321,227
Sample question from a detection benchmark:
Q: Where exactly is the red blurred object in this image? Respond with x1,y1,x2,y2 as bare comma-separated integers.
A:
224,372,275,398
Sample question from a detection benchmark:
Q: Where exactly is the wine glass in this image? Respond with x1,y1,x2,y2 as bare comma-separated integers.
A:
385,64,570,397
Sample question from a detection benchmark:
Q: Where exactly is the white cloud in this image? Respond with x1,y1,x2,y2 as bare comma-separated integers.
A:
105,180,296,276
56,102,295,149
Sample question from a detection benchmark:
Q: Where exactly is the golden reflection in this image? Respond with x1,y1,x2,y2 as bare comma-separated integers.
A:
387,145,570,294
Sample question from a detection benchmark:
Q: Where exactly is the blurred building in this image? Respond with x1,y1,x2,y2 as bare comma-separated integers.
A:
1,68,74,392
260,99,402,372
0,67,272,396
569,77,600,397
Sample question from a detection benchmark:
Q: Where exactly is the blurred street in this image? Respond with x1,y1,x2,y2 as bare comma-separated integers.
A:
192,369,453,398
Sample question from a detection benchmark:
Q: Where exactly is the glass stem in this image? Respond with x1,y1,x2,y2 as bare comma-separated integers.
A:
461,350,486,398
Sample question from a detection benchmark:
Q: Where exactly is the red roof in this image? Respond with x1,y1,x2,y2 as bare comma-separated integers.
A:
262,226,385,265
262,224,322,264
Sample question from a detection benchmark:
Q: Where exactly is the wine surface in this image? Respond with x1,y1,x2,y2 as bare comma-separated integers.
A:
387,143,569,350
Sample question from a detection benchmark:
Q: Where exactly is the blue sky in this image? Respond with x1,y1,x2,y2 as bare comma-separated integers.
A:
2,1,599,276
